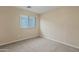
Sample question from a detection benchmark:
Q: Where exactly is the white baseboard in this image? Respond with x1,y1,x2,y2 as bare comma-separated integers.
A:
0,34,39,46
40,34,79,49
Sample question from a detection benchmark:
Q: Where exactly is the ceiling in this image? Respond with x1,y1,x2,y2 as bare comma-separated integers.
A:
17,6,59,14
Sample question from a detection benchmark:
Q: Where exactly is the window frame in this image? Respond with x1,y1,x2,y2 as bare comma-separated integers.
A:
20,15,36,29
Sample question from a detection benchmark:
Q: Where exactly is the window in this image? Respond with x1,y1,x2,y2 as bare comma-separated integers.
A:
20,16,36,28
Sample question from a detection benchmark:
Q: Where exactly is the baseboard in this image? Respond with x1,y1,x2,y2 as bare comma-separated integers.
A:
40,34,79,49
0,34,40,46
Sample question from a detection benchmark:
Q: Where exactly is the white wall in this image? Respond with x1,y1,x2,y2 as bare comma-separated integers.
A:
40,7,79,49
0,7,40,45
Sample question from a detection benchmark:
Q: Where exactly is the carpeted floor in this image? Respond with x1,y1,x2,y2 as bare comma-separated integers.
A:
0,37,79,52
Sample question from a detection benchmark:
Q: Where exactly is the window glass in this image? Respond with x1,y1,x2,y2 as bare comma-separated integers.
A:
20,16,29,28
20,16,36,29
29,16,36,28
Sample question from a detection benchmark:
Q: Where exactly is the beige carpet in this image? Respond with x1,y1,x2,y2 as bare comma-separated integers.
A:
0,37,79,52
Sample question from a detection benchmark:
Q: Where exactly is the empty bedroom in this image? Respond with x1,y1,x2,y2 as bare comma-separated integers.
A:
0,6,79,52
